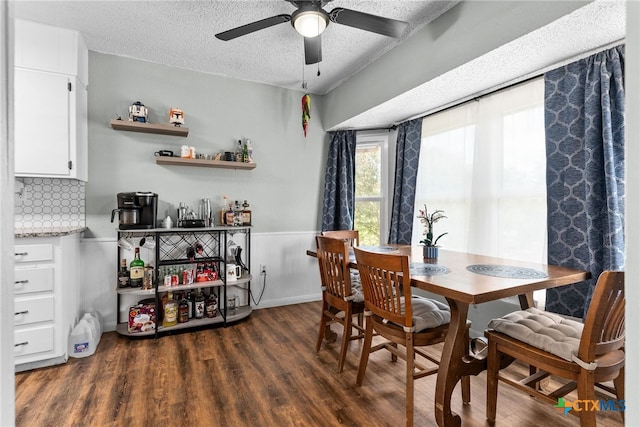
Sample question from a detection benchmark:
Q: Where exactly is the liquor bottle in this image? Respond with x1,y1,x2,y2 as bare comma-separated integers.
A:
162,292,178,327
242,200,252,226
236,139,243,162
118,258,130,288
205,290,217,318
186,291,193,319
129,248,144,288
194,289,205,319
245,138,253,163
233,200,243,226
242,140,249,163
225,203,234,226
220,195,228,225
178,296,189,323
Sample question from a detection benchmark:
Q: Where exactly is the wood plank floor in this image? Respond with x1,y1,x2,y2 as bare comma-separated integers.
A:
15,302,624,427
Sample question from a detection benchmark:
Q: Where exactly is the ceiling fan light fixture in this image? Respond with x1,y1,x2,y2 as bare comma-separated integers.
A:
292,9,329,38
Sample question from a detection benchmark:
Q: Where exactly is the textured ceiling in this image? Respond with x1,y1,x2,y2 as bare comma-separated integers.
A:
10,0,626,130
10,0,458,95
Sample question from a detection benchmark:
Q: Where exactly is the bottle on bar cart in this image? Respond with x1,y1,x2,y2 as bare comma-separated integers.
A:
129,248,144,288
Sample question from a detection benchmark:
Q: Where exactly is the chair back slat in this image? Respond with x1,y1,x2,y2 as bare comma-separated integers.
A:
579,271,625,361
321,230,360,247
354,247,412,328
316,236,353,300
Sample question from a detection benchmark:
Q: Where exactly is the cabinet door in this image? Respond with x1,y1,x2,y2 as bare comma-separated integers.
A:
14,68,71,177
70,78,88,181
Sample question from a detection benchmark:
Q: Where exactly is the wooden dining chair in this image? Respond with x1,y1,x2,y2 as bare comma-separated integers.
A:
485,270,625,427
315,236,366,373
353,247,471,426
321,229,360,247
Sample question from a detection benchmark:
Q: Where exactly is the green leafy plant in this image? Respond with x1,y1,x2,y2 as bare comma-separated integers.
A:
417,205,448,247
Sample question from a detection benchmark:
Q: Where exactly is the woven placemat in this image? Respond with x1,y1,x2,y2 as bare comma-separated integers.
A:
466,264,548,279
410,263,450,276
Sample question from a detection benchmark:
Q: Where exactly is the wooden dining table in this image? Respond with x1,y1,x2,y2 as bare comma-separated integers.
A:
306,245,590,427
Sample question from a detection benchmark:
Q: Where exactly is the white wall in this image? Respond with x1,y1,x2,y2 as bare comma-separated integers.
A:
85,52,327,239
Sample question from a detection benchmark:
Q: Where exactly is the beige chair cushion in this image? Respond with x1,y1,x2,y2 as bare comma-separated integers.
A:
488,307,584,361
349,271,364,303
400,296,450,332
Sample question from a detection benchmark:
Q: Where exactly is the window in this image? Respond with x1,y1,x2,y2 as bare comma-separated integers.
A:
413,78,547,264
355,132,389,245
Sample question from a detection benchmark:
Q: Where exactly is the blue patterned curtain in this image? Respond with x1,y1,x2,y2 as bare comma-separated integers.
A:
322,130,357,231
545,45,625,318
388,118,423,244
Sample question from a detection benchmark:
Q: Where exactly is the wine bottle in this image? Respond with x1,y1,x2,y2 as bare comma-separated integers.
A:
118,258,130,288
129,248,144,288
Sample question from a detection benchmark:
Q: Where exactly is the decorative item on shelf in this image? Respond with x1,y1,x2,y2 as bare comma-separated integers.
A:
154,150,174,157
417,205,448,259
169,108,184,127
302,93,311,137
129,101,149,123
181,145,195,159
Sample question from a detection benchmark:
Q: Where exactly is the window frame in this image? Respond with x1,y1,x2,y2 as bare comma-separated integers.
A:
355,130,390,245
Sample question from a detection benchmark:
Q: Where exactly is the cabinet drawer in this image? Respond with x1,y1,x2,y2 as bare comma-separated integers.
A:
14,326,55,357
15,244,54,263
14,296,54,326
14,267,54,294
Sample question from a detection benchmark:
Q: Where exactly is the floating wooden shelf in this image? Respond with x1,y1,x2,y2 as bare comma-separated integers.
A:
110,119,189,137
155,156,256,170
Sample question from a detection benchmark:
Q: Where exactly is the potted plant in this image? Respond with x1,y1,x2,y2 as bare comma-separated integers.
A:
417,205,448,259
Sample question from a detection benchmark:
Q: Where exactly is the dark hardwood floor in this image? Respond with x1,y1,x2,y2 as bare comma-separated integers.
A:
15,301,624,427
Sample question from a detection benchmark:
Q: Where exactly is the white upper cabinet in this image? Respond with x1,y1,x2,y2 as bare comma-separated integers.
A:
14,19,88,181
14,19,88,85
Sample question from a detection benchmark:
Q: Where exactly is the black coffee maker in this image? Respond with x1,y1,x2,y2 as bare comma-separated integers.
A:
111,192,158,229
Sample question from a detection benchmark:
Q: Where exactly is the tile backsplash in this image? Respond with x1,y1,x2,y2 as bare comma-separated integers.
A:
14,178,85,228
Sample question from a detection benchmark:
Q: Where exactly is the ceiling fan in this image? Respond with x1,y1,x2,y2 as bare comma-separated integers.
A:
215,0,409,65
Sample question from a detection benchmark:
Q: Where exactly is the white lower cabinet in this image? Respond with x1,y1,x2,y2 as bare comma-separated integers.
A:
14,234,80,371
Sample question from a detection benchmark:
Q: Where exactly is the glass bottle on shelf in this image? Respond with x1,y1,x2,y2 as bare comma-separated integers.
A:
242,200,251,226
162,292,178,327
186,291,193,319
233,201,243,226
178,295,189,323
205,289,217,318
118,258,129,288
129,247,144,288
194,289,205,319
220,195,228,225
225,203,234,226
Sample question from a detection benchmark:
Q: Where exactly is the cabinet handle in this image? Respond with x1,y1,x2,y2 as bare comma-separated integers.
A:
14,341,29,348
14,252,28,256
14,310,29,316
15,280,29,285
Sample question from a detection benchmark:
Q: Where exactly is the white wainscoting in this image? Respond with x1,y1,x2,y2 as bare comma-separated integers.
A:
81,231,322,332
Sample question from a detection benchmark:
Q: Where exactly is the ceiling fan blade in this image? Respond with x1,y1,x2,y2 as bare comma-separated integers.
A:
304,35,322,65
215,14,291,41
329,8,408,38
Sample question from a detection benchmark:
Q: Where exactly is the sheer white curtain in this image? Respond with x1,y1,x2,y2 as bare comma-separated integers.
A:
413,78,546,265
